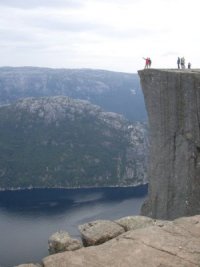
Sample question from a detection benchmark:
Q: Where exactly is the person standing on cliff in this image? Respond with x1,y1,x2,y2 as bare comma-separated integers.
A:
143,57,149,69
188,62,191,69
181,57,185,69
177,57,180,69
148,58,152,68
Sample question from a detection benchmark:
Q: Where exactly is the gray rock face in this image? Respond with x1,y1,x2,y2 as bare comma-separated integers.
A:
42,215,200,267
48,231,82,254
138,69,200,219
78,220,125,246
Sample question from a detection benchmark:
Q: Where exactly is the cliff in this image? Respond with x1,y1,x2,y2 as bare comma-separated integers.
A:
138,69,200,219
16,69,200,267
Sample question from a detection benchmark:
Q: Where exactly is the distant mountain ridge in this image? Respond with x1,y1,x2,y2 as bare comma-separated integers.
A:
0,96,147,189
0,67,146,122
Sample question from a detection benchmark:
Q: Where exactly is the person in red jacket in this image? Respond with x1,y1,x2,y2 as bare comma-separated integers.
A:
143,57,149,69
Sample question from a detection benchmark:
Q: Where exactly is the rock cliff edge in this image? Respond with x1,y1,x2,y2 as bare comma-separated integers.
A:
18,215,200,267
138,69,200,219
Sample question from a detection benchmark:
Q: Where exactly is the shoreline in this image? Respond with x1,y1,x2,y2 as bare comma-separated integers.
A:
0,182,148,192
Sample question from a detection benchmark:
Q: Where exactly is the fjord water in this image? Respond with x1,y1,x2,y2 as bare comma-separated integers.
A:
0,185,147,267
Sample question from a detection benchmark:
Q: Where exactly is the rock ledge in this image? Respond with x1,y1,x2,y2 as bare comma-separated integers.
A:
17,215,200,267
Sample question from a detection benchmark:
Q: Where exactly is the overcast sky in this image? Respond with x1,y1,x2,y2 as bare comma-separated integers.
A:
0,0,199,72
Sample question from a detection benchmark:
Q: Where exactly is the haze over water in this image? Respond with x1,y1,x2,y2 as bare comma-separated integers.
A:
0,185,147,267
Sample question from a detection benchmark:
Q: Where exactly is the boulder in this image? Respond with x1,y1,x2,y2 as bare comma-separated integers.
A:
48,231,82,254
42,215,200,267
78,220,125,246
115,215,154,231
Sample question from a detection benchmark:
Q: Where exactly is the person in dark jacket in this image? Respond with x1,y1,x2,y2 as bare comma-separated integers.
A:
180,57,185,69
177,57,180,69
148,58,152,68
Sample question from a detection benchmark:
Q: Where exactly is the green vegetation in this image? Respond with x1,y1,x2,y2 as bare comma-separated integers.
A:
0,96,146,189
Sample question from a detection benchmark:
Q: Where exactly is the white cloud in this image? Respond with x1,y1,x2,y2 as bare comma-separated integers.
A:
0,0,199,72
0,0,83,9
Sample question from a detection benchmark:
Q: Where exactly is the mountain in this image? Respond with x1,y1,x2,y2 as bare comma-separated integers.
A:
0,67,146,122
0,96,147,189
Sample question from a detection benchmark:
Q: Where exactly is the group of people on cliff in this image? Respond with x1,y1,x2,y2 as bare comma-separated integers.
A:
177,57,191,69
143,56,192,70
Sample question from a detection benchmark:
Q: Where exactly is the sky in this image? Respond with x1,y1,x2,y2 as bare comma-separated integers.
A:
0,0,199,73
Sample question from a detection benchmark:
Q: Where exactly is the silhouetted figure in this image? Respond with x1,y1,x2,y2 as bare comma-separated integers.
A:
188,62,191,69
148,58,152,68
177,57,180,69
181,57,185,69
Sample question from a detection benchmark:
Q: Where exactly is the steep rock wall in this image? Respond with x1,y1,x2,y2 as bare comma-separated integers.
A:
138,69,200,219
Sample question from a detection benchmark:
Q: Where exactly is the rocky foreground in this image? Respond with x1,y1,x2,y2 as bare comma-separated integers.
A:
17,214,200,267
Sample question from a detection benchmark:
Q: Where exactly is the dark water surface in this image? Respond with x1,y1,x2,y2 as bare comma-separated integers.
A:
0,185,147,267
